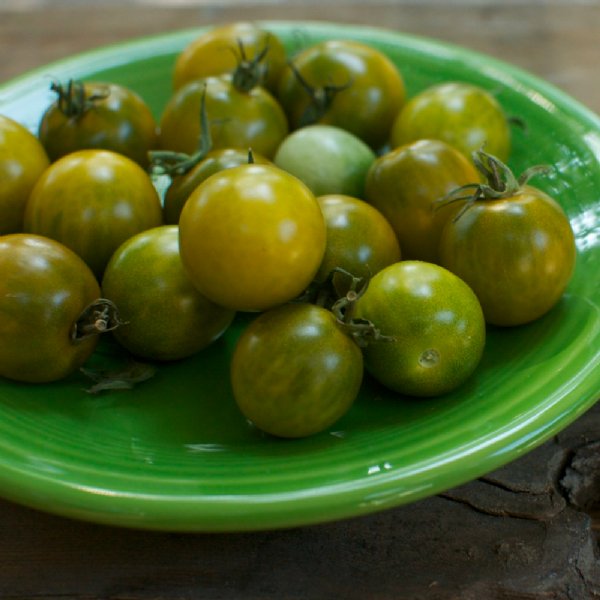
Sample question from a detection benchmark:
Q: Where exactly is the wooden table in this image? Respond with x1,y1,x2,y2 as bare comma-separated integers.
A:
1,2,599,598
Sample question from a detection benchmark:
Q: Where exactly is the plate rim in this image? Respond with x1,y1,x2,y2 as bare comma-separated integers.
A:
0,20,599,532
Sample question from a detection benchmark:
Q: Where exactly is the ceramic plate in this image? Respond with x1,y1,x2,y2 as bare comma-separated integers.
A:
1,21,599,532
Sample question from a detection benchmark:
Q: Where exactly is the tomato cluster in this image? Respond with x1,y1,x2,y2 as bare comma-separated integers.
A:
0,22,576,439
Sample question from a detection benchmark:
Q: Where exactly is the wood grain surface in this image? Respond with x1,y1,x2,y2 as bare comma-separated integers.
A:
1,2,599,599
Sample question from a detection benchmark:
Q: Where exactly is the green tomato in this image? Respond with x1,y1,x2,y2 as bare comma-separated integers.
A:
354,261,486,397
178,163,326,312
159,74,288,160
162,148,271,225
277,39,405,149
438,154,576,326
365,139,480,263
0,234,105,383
274,125,376,198
38,80,158,168
24,149,163,278
391,82,511,162
0,115,50,235
315,194,401,290
102,225,236,361
231,303,363,438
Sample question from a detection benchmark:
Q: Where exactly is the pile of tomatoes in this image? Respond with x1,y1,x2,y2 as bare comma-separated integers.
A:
0,22,577,438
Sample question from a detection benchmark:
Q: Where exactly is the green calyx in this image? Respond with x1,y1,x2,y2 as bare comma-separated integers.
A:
299,267,393,348
436,148,552,221
230,37,271,93
287,61,352,127
50,79,110,119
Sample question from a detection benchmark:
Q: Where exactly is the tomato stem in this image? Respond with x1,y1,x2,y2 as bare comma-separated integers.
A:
286,61,352,127
72,298,125,342
230,37,271,93
331,274,394,347
149,84,212,177
435,148,552,222
50,79,110,118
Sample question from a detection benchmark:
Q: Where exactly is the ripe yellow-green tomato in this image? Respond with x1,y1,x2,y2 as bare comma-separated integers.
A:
365,139,480,263
354,261,486,397
173,22,287,94
24,149,163,278
391,82,511,162
315,194,401,290
0,234,104,383
178,163,326,312
0,115,50,235
231,303,363,438
102,226,235,361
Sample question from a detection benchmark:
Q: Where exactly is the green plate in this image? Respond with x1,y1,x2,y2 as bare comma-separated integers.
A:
1,21,599,532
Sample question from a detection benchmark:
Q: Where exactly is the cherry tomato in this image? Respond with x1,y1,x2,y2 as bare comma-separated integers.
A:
158,74,288,160
173,22,287,94
178,163,326,312
102,226,235,361
354,261,486,397
438,152,576,326
0,234,113,383
38,80,158,167
0,115,50,235
277,39,405,149
390,82,511,162
231,303,363,438
24,149,163,278
273,124,376,198
315,194,401,289
365,139,480,263
161,148,271,225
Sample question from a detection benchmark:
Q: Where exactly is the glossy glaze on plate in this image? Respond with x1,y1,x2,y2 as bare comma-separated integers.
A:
0,21,599,531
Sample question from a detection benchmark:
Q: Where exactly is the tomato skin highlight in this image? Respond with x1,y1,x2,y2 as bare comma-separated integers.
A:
178,163,326,312
38,81,158,167
354,261,486,397
23,149,163,278
231,303,363,438
365,139,480,263
438,185,576,327
390,82,511,162
0,234,102,383
0,115,50,235
102,226,235,361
